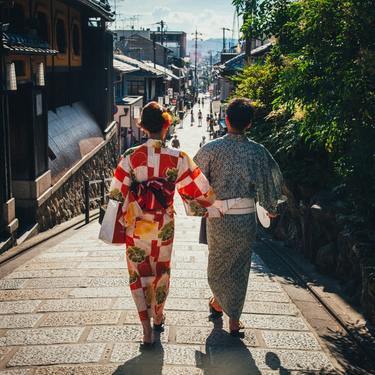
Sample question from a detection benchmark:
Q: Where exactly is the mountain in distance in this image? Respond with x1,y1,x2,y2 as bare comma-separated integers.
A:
187,38,238,57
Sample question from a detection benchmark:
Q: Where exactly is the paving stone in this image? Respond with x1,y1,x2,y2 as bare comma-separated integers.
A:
76,262,126,269
88,278,128,287
0,369,34,375
7,343,106,367
0,300,41,314
171,270,207,279
69,287,128,298
0,279,27,290
16,262,79,271
40,311,121,327
24,278,91,289
168,288,210,299
165,298,208,312
209,347,334,371
112,298,136,310
87,325,168,343
34,365,118,375
0,327,84,346
165,311,212,327
0,347,11,361
0,289,70,301
37,298,113,312
171,279,209,289
37,252,90,258
242,302,297,316
175,327,258,347
161,366,203,375
241,315,308,331
111,343,202,366
0,314,43,328
262,331,321,350
5,270,91,279
83,269,127,278
31,256,122,263
175,262,207,270
245,291,290,303
247,282,282,292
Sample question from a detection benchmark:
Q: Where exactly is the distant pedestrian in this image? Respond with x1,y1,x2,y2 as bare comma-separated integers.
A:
171,134,180,149
190,109,195,126
206,114,210,130
198,109,203,127
202,97,205,106
199,136,206,148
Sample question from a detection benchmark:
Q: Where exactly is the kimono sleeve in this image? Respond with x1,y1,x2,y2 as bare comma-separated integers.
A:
176,151,215,216
193,145,210,180
109,156,139,226
255,146,284,215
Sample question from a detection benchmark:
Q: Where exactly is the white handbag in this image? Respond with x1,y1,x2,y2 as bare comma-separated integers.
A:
98,199,126,245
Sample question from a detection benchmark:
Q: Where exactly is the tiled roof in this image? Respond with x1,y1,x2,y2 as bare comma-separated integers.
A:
76,0,113,20
142,61,180,80
113,59,139,74
2,32,58,55
114,54,163,76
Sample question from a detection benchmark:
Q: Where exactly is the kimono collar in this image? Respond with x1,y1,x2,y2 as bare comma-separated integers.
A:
225,133,248,141
146,139,165,149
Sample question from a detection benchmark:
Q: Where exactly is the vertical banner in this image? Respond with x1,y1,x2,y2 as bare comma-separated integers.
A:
158,97,164,106
164,96,170,105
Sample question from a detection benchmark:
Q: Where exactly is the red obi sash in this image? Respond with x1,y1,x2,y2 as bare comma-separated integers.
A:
131,179,175,211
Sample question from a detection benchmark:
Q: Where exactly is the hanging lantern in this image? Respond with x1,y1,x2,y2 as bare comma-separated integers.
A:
36,62,45,86
6,62,17,91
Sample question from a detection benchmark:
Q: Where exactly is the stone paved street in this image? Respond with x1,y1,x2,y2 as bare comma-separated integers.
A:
0,103,338,374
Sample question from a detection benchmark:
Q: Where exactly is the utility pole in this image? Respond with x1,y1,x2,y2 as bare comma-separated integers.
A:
156,20,165,45
152,32,156,69
191,29,203,100
221,27,231,53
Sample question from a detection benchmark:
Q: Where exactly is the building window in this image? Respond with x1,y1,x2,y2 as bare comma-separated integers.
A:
37,12,49,42
56,18,66,54
128,80,144,96
72,23,80,55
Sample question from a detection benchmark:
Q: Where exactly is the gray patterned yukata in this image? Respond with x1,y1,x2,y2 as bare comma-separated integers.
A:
194,133,283,320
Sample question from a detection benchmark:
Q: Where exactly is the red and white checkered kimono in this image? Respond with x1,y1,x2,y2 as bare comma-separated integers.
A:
109,139,215,321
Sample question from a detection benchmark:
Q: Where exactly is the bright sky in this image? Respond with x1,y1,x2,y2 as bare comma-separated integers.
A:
110,0,238,39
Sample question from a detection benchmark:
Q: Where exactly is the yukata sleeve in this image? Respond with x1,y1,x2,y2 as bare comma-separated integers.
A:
176,151,216,216
109,156,139,226
193,145,210,180
255,146,284,215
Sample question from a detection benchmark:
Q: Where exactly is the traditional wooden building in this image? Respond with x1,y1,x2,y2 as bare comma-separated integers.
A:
0,0,114,248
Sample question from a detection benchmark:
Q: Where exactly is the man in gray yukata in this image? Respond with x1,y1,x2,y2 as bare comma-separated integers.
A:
194,98,284,335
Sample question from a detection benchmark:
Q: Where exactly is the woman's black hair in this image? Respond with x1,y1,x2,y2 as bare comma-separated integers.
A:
226,98,254,131
140,101,166,133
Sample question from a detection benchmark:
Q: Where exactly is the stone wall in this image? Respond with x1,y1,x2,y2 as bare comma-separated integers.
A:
272,189,375,323
37,129,118,232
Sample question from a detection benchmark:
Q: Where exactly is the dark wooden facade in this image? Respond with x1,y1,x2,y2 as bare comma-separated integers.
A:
0,0,113,244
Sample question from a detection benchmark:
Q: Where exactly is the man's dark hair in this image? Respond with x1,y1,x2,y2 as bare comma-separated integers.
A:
226,98,254,131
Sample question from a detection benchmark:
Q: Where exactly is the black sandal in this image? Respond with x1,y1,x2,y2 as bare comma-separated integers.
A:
208,299,223,321
153,315,166,332
139,341,155,351
230,321,245,337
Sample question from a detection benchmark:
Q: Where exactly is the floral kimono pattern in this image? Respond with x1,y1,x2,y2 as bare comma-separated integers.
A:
109,139,215,321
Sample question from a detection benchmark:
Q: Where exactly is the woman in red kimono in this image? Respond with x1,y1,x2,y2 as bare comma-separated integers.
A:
109,102,215,348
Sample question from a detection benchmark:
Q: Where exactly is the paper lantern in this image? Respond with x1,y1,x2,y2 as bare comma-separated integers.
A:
6,62,17,91
36,62,45,86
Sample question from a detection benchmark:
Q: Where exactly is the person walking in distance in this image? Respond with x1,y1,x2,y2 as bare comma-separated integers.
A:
190,109,195,127
108,102,216,349
198,109,203,127
194,98,284,336
171,134,180,149
199,136,206,148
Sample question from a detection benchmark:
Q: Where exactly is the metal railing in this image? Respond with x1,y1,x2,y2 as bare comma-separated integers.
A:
84,176,111,224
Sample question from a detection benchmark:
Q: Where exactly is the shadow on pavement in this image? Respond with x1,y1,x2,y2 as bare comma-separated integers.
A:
112,342,164,375
196,322,261,375
265,352,291,375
